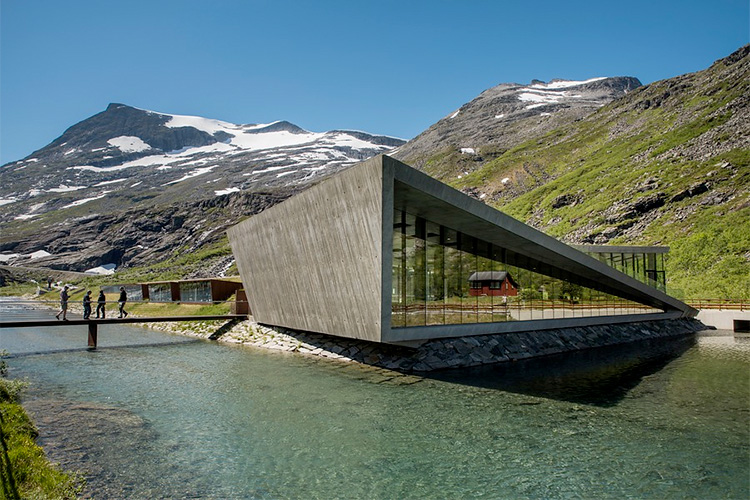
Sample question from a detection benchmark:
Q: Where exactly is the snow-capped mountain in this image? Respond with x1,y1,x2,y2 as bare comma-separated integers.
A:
0,103,404,221
393,76,641,169
0,104,404,272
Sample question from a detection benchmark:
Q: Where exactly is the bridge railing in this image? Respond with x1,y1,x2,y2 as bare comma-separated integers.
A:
684,299,749,311
0,298,251,317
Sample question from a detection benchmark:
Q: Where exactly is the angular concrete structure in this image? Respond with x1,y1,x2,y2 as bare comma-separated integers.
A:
227,155,696,345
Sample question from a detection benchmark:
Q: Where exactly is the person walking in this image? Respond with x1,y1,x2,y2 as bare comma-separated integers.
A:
96,290,106,319
83,290,93,320
56,285,70,321
118,286,128,318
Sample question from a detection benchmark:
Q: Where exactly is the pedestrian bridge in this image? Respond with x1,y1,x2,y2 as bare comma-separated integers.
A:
0,315,247,349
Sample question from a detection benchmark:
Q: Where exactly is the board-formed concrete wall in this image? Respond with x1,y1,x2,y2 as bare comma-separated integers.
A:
229,154,696,346
227,156,384,342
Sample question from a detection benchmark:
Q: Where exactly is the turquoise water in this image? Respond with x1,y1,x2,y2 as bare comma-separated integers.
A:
2,301,749,499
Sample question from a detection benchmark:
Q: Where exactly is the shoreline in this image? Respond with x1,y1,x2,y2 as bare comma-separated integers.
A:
5,295,713,371
143,315,710,372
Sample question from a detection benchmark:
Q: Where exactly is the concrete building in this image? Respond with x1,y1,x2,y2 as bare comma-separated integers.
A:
227,155,696,345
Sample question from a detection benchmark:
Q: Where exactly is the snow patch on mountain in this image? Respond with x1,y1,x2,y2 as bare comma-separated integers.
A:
62,193,109,209
228,130,320,151
108,135,152,153
48,185,87,193
320,133,387,150
215,187,240,196
516,78,607,109
94,178,128,187
518,90,578,103
529,77,607,89
163,112,272,135
85,263,116,275
166,166,217,185
163,111,324,151
247,165,291,175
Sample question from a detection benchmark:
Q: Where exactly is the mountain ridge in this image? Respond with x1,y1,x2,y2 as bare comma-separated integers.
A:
0,104,404,213
393,76,642,171
425,45,750,299
0,105,404,271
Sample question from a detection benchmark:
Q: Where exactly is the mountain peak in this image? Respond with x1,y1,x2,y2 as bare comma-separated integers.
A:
248,120,307,134
394,75,642,167
106,102,134,111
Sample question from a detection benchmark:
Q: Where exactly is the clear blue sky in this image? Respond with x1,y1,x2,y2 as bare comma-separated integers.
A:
1,0,748,165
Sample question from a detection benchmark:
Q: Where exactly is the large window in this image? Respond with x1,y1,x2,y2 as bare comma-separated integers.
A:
391,209,660,327
590,250,667,292
149,283,173,302
102,285,142,301
180,281,212,303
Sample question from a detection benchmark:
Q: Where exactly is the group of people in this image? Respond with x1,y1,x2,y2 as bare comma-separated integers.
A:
56,286,129,320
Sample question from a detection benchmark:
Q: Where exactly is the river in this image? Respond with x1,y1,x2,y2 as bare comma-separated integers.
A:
1,299,748,499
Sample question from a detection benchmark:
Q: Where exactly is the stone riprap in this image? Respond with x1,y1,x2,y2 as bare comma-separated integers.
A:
145,317,707,372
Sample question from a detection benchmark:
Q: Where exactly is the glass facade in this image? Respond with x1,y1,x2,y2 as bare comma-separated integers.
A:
391,209,661,328
179,281,213,303
148,283,174,302
581,249,667,292
102,285,143,301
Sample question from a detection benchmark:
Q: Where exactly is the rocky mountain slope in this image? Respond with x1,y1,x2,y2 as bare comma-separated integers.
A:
393,76,642,174
415,46,750,299
0,106,404,272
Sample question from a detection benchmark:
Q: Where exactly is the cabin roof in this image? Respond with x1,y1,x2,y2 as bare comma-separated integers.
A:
468,271,518,287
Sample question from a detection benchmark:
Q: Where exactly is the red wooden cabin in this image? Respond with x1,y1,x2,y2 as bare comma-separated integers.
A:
468,271,518,297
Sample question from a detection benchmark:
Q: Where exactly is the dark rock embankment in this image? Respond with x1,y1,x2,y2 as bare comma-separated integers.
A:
148,317,707,372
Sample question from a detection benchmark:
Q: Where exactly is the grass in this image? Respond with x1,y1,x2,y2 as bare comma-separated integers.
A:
415,68,750,300
1,370,81,499
126,300,232,317
0,283,37,298
113,237,234,283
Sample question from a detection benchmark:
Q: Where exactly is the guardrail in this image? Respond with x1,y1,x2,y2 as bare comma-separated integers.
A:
0,298,251,316
684,299,749,311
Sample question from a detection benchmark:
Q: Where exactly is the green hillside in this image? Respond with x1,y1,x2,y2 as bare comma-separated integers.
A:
424,46,750,300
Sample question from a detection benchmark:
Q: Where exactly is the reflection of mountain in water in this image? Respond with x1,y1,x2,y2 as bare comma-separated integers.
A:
428,335,696,406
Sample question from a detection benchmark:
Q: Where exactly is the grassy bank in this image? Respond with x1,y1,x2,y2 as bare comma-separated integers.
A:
0,363,81,499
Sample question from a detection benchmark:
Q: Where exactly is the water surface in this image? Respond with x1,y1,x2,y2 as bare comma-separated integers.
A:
2,300,748,498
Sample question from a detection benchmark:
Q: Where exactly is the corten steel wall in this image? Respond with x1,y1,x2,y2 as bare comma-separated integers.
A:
231,289,250,315
228,156,384,341
208,279,243,302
